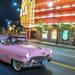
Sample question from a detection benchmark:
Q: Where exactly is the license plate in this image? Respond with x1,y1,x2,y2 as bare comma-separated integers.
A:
42,60,48,64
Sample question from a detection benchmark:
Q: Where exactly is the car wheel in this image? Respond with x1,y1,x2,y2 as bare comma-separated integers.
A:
12,60,22,71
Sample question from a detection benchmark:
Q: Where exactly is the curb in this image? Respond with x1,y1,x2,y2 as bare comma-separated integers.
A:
30,40,75,49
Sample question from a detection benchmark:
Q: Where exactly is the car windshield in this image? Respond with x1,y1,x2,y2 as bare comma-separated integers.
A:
6,36,28,45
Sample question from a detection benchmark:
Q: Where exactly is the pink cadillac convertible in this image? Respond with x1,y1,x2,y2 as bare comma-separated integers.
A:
0,35,52,71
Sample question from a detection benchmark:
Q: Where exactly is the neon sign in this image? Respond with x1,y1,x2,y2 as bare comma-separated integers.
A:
62,30,69,41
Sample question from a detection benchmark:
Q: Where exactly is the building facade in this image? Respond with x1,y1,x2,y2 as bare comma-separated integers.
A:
20,0,75,45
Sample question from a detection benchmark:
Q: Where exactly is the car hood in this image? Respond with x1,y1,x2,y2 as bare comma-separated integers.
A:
3,44,49,57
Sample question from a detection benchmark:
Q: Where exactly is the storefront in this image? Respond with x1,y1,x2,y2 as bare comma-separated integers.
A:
51,29,57,41
42,31,48,40
20,0,75,45
34,0,75,45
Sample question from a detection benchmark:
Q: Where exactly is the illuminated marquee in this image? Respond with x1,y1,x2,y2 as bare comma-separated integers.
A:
20,0,31,27
20,5,28,16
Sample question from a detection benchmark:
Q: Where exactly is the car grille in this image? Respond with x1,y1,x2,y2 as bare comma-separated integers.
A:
30,55,49,63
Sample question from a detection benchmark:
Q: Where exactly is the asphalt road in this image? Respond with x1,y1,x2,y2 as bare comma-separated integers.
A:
39,44,75,66
0,42,75,75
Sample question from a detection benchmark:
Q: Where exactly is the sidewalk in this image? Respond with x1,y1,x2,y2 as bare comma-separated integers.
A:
29,39,75,49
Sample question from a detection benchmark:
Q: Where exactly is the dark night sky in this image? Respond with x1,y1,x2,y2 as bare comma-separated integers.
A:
0,0,22,27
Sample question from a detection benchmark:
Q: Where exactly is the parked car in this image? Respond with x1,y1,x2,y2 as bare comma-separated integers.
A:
0,35,52,71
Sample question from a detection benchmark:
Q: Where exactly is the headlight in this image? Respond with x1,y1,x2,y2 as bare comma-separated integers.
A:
50,50,52,54
25,53,30,59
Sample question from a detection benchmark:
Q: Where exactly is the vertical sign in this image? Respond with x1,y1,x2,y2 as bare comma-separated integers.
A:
62,30,69,41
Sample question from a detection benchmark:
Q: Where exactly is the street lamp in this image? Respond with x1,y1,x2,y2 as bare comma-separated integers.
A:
13,2,17,6
13,2,20,12
17,8,20,11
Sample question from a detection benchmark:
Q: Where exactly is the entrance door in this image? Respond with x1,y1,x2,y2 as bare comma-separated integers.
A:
31,31,36,39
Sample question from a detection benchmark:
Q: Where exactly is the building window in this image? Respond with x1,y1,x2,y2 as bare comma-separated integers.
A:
42,31,48,39
51,29,57,40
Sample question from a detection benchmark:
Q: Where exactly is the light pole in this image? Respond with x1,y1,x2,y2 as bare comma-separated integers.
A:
72,25,74,45
48,0,60,44
29,24,33,39
56,10,60,44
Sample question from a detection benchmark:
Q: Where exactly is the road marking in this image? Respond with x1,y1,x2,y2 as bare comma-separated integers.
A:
53,53,75,58
51,61,75,70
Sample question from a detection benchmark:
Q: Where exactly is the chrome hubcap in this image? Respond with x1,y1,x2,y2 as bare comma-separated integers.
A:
13,60,21,71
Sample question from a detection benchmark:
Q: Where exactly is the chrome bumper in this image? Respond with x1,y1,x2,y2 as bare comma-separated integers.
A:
21,55,51,68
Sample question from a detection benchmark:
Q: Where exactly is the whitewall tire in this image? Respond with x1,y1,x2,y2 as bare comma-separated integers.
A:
12,60,22,71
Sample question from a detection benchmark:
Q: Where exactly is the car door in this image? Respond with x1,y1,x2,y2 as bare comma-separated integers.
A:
0,44,6,61
0,38,11,64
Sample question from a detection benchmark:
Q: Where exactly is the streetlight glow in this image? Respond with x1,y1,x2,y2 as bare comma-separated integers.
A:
17,8,20,11
13,2,17,6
